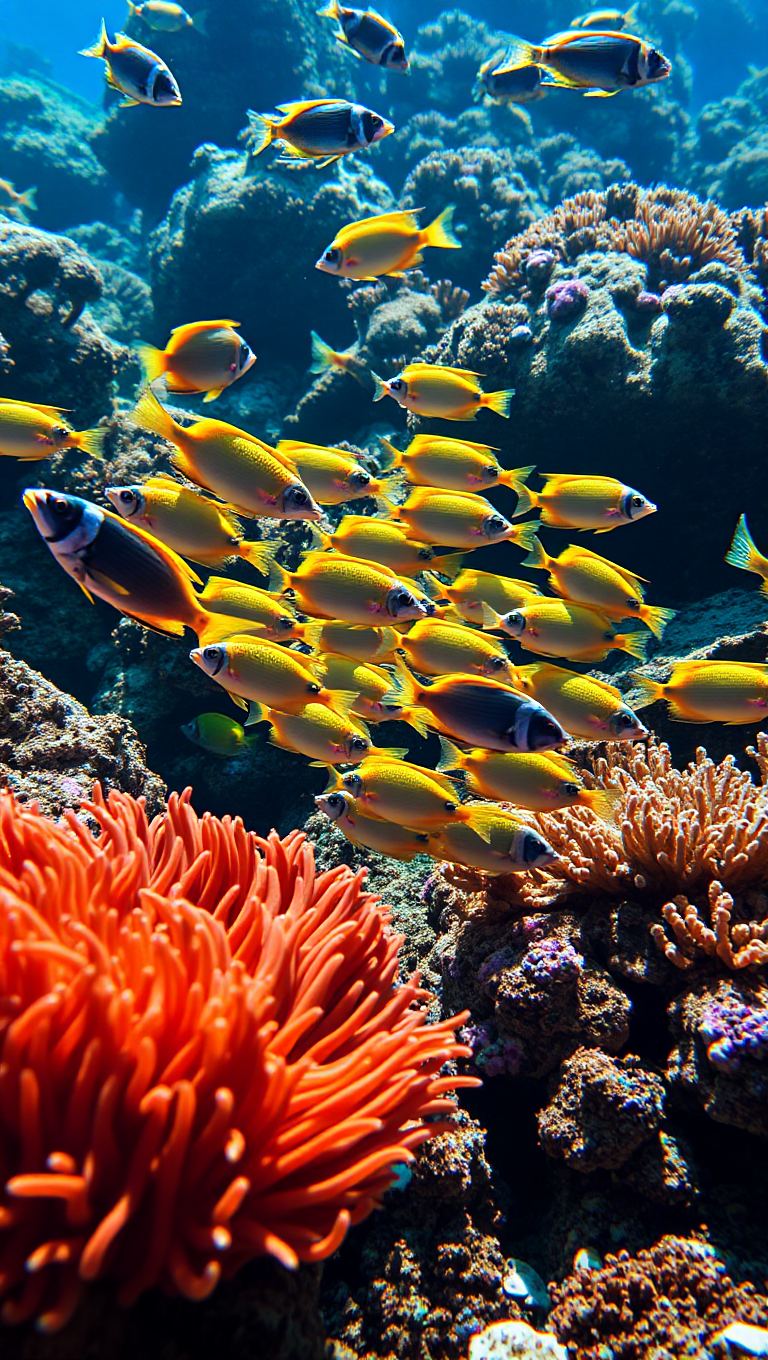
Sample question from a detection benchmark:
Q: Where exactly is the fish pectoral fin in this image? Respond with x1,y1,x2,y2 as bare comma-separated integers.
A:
582,87,620,96
230,694,249,713
88,569,131,596
121,611,185,638
202,388,224,402
336,35,363,58
119,96,142,108
76,581,96,604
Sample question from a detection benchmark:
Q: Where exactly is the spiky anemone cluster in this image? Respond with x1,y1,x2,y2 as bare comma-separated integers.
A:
483,183,747,297
468,740,768,972
0,786,475,1333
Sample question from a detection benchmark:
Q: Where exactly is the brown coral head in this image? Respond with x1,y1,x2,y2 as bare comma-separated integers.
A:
0,786,475,1331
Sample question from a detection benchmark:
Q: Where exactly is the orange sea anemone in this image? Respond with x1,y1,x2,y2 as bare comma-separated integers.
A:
0,785,476,1333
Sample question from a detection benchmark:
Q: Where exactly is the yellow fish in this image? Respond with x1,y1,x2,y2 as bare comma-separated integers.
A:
311,621,400,663
331,758,493,836
189,634,344,716
428,807,556,875
515,473,656,531
316,1,408,69
427,567,543,624
311,516,464,579
314,653,401,708
524,540,675,640
243,99,393,170
269,550,432,624
487,598,648,663
725,515,768,596
246,698,405,765
399,617,515,680
632,661,768,725
570,5,639,29
79,21,182,106
130,389,321,521
0,180,37,222
372,363,513,421
436,737,620,819
315,207,460,281
127,0,207,33
0,399,104,461
181,713,254,755
105,475,275,570
275,440,392,506
24,489,210,638
316,791,430,863
384,487,540,551
195,576,326,649
381,435,533,496
136,320,254,402
498,30,670,96
513,662,649,740
395,671,567,752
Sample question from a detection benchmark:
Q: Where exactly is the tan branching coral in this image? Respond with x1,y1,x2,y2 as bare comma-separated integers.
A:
484,184,746,296
652,881,768,971
733,204,768,296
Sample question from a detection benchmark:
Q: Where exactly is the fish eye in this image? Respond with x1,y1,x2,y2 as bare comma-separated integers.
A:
52,425,70,440
203,646,221,663
51,497,70,516
616,711,634,729
278,617,294,632
350,469,371,488
119,490,136,504
395,590,414,607
626,597,640,610
390,379,404,392
349,736,368,751
522,832,547,864
563,782,580,796
307,682,321,694
239,344,251,367
631,495,644,507
327,793,345,810
291,487,308,505
488,515,507,533
485,466,499,480
444,801,457,812
488,656,507,670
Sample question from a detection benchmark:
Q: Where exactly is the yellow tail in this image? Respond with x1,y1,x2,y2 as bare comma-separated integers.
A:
309,331,337,375
74,426,106,460
400,706,433,739
482,388,514,418
725,514,768,581
436,736,466,773
316,0,340,15
522,536,548,570
430,551,465,582
131,387,179,443
390,656,420,705
240,540,280,576
494,36,540,71
639,604,676,641
423,205,461,251
79,19,109,57
378,436,403,472
630,673,664,709
581,788,622,824
135,342,167,385
618,631,649,661
17,187,37,213
244,110,275,159
499,464,535,500
268,558,291,595
511,521,542,554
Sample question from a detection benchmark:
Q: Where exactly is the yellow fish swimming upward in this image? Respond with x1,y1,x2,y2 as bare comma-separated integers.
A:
315,207,460,281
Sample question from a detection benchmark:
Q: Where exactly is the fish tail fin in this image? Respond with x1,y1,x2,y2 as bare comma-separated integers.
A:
268,558,291,595
378,437,403,472
308,525,332,551
400,707,432,739
244,110,275,159
483,388,514,418
624,2,640,25
74,426,107,460
419,571,448,602
131,387,178,443
18,187,37,213
375,493,398,516
390,656,419,705
309,330,338,374
496,37,541,70
135,342,167,386
521,536,547,569
322,765,344,794
512,520,542,554
316,0,340,14
126,0,138,12
630,673,664,709
619,631,649,662
436,736,465,774
510,479,537,515
326,690,361,719
463,804,495,844
725,514,768,580
297,620,324,650
430,552,465,582
500,463,535,497
423,204,461,251
639,604,676,641
240,540,280,577
370,371,389,403
480,603,504,631
191,7,207,33
79,19,109,57
580,788,622,824
244,701,268,729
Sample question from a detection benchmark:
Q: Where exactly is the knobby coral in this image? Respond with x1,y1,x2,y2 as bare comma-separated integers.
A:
0,786,474,1332
484,183,746,297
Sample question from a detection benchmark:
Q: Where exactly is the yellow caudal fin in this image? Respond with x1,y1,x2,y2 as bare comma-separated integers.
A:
436,736,465,773
244,700,268,727
191,7,207,33
725,514,768,581
389,656,419,705
430,551,465,582
131,387,179,443
240,540,280,576
498,463,535,496
399,706,432,739
75,426,107,460
580,788,623,824
630,673,665,709
617,631,649,661
522,536,548,570
494,36,541,71
309,331,337,374
512,521,542,554
378,437,403,472
624,2,640,24
322,765,344,794
268,558,291,594
202,387,224,403
418,572,448,602
375,493,399,516
510,478,537,516
308,525,333,551
244,110,275,158
135,342,166,385
18,187,37,213
316,0,340,14
296,620,324,650
482,388,514,418
423,204,461,251
639,604,676,641
79,18,109,57
371,372,389,403
480,603,504,631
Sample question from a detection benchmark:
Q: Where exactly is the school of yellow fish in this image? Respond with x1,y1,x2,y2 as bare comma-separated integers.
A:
8,3,763,878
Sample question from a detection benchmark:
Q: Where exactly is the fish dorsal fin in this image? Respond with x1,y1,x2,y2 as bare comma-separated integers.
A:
0,397,71,415
408,434,500,454
169,320,240,335
101,506,204,587
541,751,579,777
277,439,346,458
275,98,343,115
348,209,423,232
408,761,460,796
143,472,186,492
559,543,649,584
405,363,484,378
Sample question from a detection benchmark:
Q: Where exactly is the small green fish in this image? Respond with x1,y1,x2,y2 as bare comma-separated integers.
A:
181,713,254,755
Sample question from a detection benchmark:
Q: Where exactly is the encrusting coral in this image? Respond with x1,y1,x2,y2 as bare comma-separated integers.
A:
0,785,475,1332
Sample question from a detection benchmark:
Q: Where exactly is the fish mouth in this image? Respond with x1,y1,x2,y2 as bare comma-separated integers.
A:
374,119,395,142
22,489,40,512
